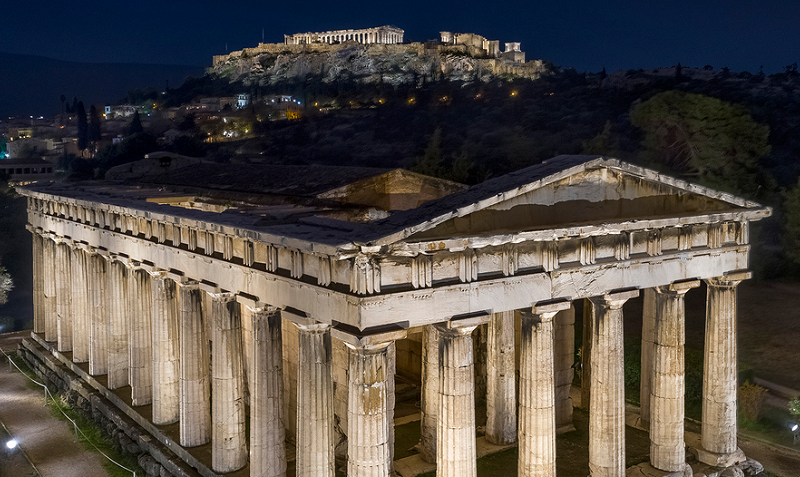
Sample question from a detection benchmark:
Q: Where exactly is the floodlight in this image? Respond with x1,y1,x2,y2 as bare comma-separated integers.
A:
5,439,17,450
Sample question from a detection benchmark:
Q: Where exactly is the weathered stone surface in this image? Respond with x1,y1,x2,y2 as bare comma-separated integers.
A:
88,253,108,375
106,258,129,389
486,311,516,445
419,324,439,463
178,280,210,447
129,267,153,406
151,272,180,425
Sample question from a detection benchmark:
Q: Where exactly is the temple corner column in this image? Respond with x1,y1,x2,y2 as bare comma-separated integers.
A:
696,271,751,468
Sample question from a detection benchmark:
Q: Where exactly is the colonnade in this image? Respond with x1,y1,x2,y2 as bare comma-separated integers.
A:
285,27,403,45
31,228,749,476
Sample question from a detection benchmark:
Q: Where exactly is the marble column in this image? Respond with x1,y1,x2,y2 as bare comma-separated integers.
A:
554,306,575,433
211,293,247,473
640,288,656,428
699,272,750,467
54,240,73,352
588,289,638,477
250,307,286,477
435,322,479,477
32,232,45,334
151,271,180,425
128,265,153,406
345,339,395,476
71,246,89,363
581,299,593,409
42,236,57,342
486,310,517,445
650,280,699,473
419,324,439,463
518,300,571,477
106,258,129,389
179,280,210,447
88,252,108,376
295,321,334,477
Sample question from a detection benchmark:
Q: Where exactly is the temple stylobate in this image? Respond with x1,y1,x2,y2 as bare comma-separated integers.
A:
20,155,769,477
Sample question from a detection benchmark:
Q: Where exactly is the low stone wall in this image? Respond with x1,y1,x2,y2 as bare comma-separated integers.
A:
17,334,208,477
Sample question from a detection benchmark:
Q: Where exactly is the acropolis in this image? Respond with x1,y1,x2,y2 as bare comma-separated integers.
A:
284,25,405,45
15,155,768,476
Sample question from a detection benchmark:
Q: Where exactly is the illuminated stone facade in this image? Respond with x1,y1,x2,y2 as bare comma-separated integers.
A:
284,25,404,45
21,156,768,476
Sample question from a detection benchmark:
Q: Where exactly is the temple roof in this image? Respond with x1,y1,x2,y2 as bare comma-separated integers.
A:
19,155,772,255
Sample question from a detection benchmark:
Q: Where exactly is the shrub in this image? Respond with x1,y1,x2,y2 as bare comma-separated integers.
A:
739,382,769,421
788,396,800,417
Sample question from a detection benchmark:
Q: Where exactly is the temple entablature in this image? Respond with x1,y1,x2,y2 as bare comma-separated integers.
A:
284,25,404,45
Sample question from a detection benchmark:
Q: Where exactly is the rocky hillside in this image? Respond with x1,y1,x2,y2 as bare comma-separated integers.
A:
210,43,546,86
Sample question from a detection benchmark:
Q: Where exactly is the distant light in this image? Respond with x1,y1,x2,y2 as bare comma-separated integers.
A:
6,439,17,449
792,423,799,432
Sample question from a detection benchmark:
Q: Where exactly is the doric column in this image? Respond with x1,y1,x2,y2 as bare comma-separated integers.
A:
128,265,153,406
151,271,180,425
581,299,593,409
32,232,45,334
419,324,439,463
336,327,406,477
698,272,750,467
640,288,656,428
250,307,286,477
554,306,575,433
88,252,108,376
486,311,517,445
55,240,73,352
518,300,571,477
179,280,210,447
650,280,699,473
295,321,334,477
435,321,480,477
106,258,129,389
211,293,247,473
71,245,89,363
42,236,57,342
588,289,638,477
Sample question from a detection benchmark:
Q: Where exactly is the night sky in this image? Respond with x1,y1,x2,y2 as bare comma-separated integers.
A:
4,0,800,73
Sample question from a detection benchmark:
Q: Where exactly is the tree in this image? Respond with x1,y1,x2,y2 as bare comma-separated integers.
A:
89,105,102,149
629,91,772,197
412,127,444,177
127,110,144,136
0,263,12,305
60,94,66,125
76,101,88,152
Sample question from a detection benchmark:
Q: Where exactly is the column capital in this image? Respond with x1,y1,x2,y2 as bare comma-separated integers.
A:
147,268,169,279
705,271,751,288
525,298,572,322
433,321,477,337
293,320,331,333
209,291,236,302
654,278,701,296
589,288,639,309
332,324,407,350
178,278,200,289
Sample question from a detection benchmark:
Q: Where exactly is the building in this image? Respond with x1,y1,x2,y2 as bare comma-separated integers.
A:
18,155,767,477
285,25,404,45
1,158,55,183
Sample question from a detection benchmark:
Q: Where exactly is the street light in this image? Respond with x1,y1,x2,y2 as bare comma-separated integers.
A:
5,439,17,450
789,421,800,444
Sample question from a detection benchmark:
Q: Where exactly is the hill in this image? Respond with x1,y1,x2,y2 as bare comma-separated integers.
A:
0,51,204,117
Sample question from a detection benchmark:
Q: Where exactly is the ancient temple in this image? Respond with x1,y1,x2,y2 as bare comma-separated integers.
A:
19,155,769,476
284,25,404,45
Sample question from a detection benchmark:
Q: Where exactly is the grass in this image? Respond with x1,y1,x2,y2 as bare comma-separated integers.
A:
47,394,144,477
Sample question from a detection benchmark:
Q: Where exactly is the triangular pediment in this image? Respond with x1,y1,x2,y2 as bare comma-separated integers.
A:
365,155,770,246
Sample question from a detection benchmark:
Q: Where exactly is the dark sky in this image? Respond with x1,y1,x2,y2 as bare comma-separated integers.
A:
4,1,799,72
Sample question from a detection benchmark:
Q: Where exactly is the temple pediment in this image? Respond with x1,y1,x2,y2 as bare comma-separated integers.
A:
368,155,769,247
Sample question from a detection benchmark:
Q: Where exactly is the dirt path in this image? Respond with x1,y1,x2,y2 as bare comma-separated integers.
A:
0,334,110,477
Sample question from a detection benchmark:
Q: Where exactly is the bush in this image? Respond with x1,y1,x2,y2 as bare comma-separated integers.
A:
739,382,769,421
789,396,800,417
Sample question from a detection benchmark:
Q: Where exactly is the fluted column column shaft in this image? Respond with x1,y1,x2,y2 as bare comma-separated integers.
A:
211,293,247,473
42,237,57,342
179,281,210,447
486,311,517,445
88,253,108,375
640,289,656,428
32,233,45,334
128,267,153,406
518,301,571,477
701,273,749,462
346,341,394,477
588,290,638,477
419,324,439,463
435,323,478,477
71,247,89,362
650,281,698,472
251,308,286,477
106,259,129,389
151,272,180,425
295,322,334,477
55,241,73,352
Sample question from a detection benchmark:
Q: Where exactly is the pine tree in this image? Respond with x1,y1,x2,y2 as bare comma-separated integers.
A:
127,110,144,136
77,101,88,151
89,105,102,148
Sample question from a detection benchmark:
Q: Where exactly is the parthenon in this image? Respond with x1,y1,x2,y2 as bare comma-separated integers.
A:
19,155,769,476
284,25,404,45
